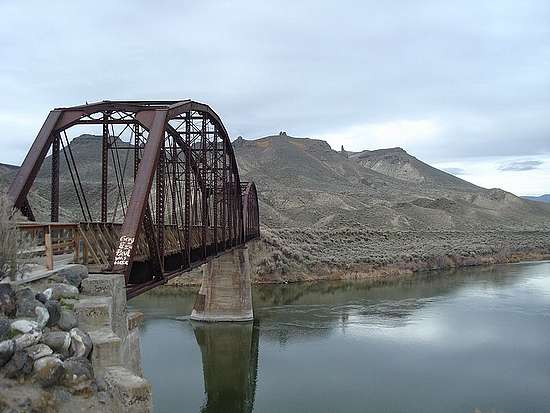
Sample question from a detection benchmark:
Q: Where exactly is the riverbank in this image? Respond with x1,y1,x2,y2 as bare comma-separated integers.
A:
159,229,550,289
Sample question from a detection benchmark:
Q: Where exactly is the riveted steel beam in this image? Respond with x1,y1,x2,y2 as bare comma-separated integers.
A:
113,109,168,281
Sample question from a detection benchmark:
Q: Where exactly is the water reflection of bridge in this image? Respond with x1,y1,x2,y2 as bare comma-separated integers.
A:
192,321,259,413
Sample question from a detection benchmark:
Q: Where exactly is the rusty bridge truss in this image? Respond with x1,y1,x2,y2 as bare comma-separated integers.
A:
7,100,260,298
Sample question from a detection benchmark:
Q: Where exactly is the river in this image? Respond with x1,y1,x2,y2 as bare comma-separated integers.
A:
129,261,550,413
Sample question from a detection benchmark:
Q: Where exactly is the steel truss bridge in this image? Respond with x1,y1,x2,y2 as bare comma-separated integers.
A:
7,100,260,298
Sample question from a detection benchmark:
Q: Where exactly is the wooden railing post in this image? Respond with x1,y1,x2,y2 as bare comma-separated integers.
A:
44,225,53,270
83,233,89,265
73,226,80,263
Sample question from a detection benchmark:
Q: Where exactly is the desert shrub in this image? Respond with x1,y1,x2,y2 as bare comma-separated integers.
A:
0,193,32,281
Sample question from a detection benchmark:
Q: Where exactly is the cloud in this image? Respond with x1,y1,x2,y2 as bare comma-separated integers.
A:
498,160,543,171
318,119,441,153
0,0,549,169
442,167,466,176
433,155,550,196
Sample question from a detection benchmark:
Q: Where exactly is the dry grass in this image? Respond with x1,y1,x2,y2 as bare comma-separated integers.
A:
0,192,32,281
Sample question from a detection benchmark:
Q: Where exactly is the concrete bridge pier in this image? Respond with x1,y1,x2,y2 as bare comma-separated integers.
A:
190,246,254,322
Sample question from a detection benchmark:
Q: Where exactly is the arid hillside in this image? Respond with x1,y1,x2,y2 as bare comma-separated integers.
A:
234,133,550,231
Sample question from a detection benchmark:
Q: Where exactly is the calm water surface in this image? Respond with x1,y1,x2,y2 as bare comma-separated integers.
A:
129,262,550,413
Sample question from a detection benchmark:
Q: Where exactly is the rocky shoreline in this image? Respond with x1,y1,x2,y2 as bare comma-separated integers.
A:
0,266,150,413
0,265,114,412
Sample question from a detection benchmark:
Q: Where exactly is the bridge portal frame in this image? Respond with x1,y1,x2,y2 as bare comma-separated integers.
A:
7,100,260,298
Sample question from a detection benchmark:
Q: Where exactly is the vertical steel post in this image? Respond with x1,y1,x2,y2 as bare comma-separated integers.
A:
171,138,177,225
50,134,60,222
184,112,191,266
222,140,227,249
213,128,218,253
156,139,165,269
134,124,140,179
228,171,233,246
232,175,237,246
101,114,109,222
201,114,207,258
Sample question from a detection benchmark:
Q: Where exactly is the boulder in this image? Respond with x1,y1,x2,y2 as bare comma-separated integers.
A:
11,319,38,334
49,274,65,283
57,309,78,331
25,343,53,360
41,331,71,357
0,339,15,367
69,328,93,358
43,284,79,301
61,357,96,395
44,300,61,327
56,265,88,288
15,288,45,318
33,355,64,387
53,388,72,403
97,390,110,404
35,306,50,330
0,318,10,341
14,331,42,351
3,349,33,379
35,293,48,304
0,284,16,317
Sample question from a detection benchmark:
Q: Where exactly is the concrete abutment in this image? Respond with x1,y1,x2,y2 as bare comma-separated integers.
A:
81,273,152,412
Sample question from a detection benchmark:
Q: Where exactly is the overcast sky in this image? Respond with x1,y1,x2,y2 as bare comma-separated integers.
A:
1,0,549,195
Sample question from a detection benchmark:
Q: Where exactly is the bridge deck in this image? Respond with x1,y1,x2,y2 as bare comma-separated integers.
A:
16,221,258,298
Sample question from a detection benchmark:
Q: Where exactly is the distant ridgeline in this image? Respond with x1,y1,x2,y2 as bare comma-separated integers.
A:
522,194,550,203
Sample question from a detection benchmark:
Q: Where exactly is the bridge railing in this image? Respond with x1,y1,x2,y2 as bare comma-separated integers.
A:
16,217,259,275
16,222,82,271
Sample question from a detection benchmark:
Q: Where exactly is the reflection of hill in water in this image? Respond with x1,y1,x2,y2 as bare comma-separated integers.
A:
254,265,525,344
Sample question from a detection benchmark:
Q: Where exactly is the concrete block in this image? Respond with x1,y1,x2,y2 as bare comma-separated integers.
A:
82,274,128,340
122,328,144,377
127,311,144,331
88,327,122,373
104,366,152,413
73,296,112,331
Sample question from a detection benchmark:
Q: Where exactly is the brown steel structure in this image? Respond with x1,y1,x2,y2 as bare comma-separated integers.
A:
7,100,260,298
